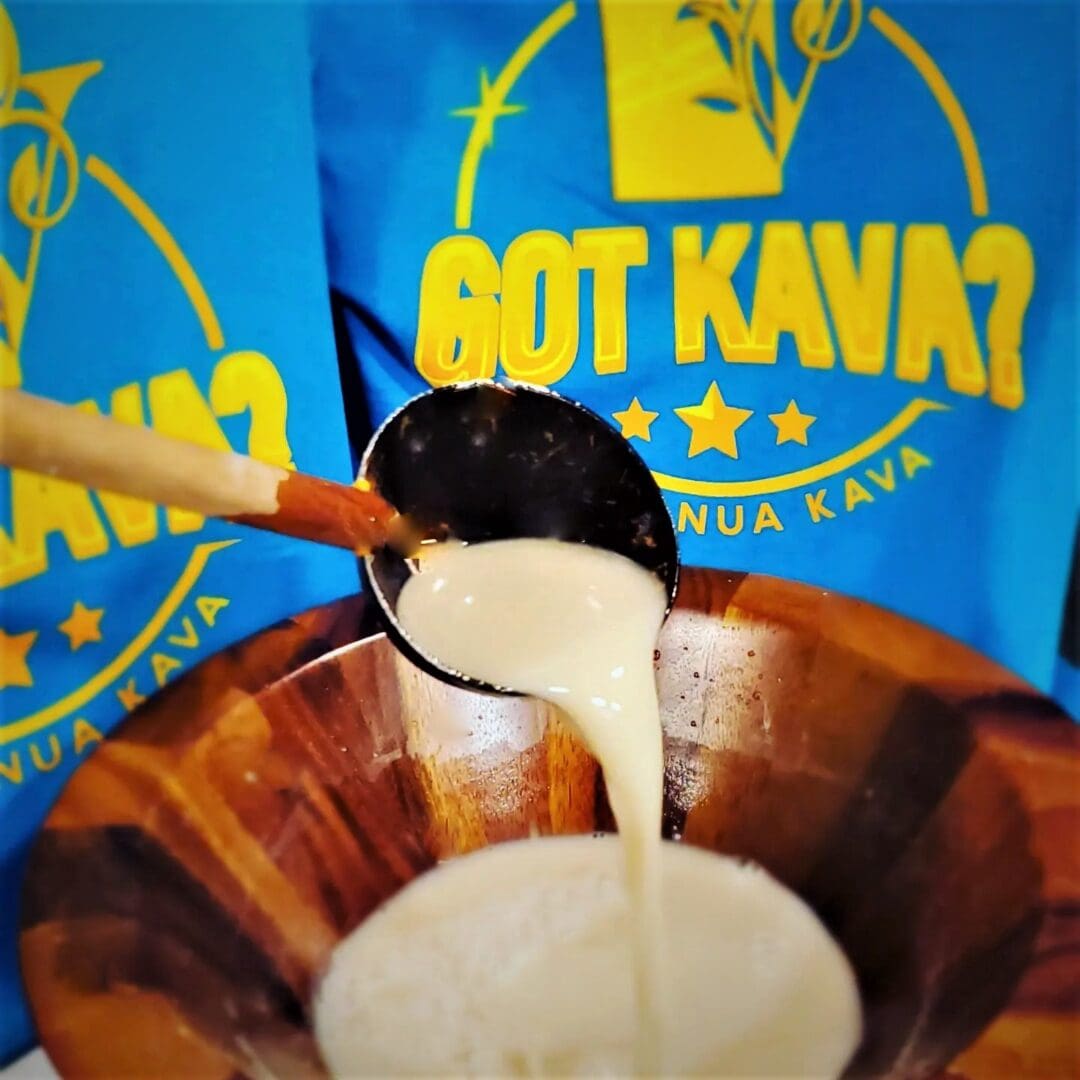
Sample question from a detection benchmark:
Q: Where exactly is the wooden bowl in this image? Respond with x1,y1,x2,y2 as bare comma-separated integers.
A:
18,569,1078,1078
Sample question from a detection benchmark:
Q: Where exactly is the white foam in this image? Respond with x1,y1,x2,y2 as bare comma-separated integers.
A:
314,836,861,1078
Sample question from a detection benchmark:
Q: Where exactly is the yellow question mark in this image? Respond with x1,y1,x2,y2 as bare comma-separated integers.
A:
209,350,295,469
962,224,1035,411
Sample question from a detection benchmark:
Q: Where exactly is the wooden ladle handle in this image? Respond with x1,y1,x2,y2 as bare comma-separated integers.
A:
0,388,404,554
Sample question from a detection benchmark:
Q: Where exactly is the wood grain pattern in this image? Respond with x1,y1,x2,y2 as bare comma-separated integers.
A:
231,472,401,555
18,569,1079,1079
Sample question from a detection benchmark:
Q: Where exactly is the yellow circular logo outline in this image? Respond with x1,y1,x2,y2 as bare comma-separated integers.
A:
449,0,990,498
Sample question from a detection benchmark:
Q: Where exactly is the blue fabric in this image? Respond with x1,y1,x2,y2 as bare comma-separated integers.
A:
0,3,358,1060
312,0,1078,697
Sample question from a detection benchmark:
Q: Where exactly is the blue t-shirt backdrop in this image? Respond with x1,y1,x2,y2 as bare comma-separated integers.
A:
0,2,359,1060
312,0,1077,705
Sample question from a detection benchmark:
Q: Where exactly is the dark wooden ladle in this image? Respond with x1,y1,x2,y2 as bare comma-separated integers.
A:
0,379,679,694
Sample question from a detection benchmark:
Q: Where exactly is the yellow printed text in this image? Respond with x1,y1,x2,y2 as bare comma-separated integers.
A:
0,352,289,588
415,223,1033,410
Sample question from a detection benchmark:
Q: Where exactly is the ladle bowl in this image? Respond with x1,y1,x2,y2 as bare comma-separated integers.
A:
359,380,678,694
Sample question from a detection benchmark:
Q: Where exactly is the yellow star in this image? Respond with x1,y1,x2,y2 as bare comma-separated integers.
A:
451,68,526,148
674,382,754,459
116,678,146,713
612,397,659,442
58,600,104,651
0,628,37,689
768,399,817,446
